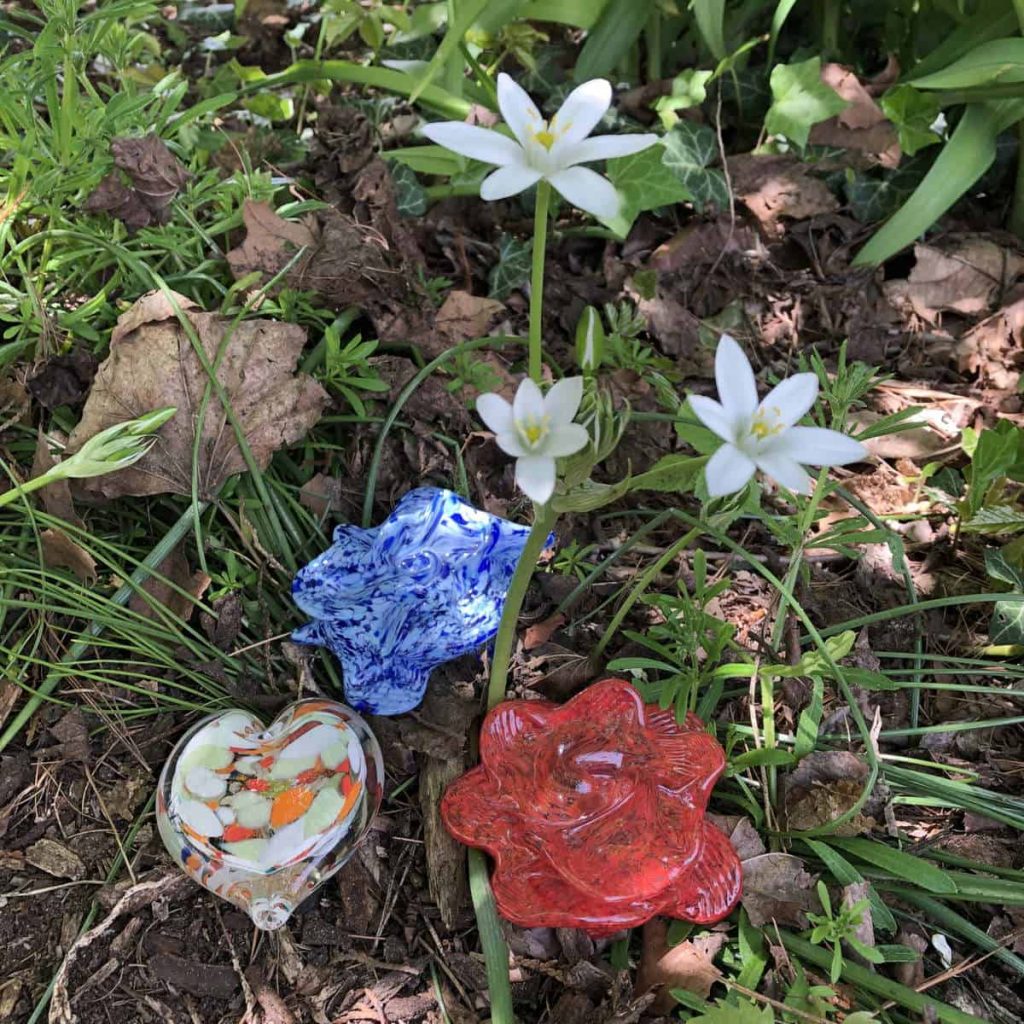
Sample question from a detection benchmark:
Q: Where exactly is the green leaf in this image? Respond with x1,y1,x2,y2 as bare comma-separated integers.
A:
880,86,942,156
409,0,491,101
653,69,714,129
575,0,653,79
964,504,1024,533
794,677,823,759
765,57,849,149
967,419,1024,514
911,38,1024,90
844,155,931,225
802,839,897,934
521,0,609,27
552,475,632,513
690,999,775,1024
605,143,692,236
487,233,532,300
388,161,427,216
383,144,465,176
661,121,730,213
830,838,958,894
907,2,1018,82
629,453,707,493
984,546,1024,588
729,748,796,770
991,593,1024,644
853,100,1024,266
692,0,726,60
467,849,514,1021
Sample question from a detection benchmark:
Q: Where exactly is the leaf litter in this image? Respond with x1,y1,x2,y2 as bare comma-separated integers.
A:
67,289,328,499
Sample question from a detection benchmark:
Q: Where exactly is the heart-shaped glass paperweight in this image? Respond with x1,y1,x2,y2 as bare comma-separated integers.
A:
157,699,383,930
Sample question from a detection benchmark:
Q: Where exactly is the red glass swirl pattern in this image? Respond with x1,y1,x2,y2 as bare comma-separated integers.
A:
441,678,741,936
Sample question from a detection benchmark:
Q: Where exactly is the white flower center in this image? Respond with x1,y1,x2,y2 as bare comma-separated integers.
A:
741,406,786,451
516,413,551,451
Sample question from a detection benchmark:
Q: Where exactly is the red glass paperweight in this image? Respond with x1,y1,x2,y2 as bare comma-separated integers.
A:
441,678,742,936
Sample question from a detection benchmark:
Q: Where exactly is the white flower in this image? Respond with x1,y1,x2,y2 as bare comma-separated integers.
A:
421,74,659,221
477,377,589,504
690,335,867,497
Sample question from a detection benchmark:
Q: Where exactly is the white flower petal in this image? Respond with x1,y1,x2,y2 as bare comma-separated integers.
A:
497,72,544,147
552,78,612,146
755,451,812,494
476,392,514,435
542,422,589,457
688,395,736,443
543,376,584,425
564,133,660,165
759,372,819,428
715,335,759,420
704,443,756,497
512,377,545,423
515,455,556,504
765,426,867,466
495,431,530,457
420,122,523,166
480,164,543,200
547,166,620,220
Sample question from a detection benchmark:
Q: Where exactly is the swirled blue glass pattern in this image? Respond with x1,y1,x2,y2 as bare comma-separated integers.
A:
291,488,540,715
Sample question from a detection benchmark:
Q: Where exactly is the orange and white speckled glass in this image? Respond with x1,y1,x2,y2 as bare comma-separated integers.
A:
157,699,383,929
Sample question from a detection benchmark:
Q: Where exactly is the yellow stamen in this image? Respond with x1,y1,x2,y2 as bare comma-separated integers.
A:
517,415,550,448
533,128,556,150
750,409,784,440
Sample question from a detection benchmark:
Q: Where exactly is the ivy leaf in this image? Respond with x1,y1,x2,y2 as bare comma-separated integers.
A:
605,143,692,236
880,85,943,156
766,57,849,148
843,154,930,223
984,547,1024,589
388,161,428,217
488,233,533,300
964,504,1024,534
662,121,730,213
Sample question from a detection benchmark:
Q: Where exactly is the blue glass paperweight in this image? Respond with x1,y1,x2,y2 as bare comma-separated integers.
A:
291,488,539,715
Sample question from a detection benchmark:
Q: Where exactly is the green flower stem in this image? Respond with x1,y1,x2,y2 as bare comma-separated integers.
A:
0,502,204,754
528,180,551,383
0,469,60,510
593,526,701,660
487,502,558,710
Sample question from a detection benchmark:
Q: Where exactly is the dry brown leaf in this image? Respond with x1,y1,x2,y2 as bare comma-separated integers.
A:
0,378,29,433
741,852,820,928
728,155,839,235
636,919,725,1013
650,219,762,272
84,135,191,231
783,750,876,835
128,547,210,623
225,199,316,283
434,291,505,351
809,64,900,168
67,290,328,499
956,295,1024,389
25,838,86,880
884,237,1024,324
523,611,566,650
299,471,345,517
41,528,97,584
26,349,98,411
51,708,91,763
31,430,84,529
707,814,767,861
